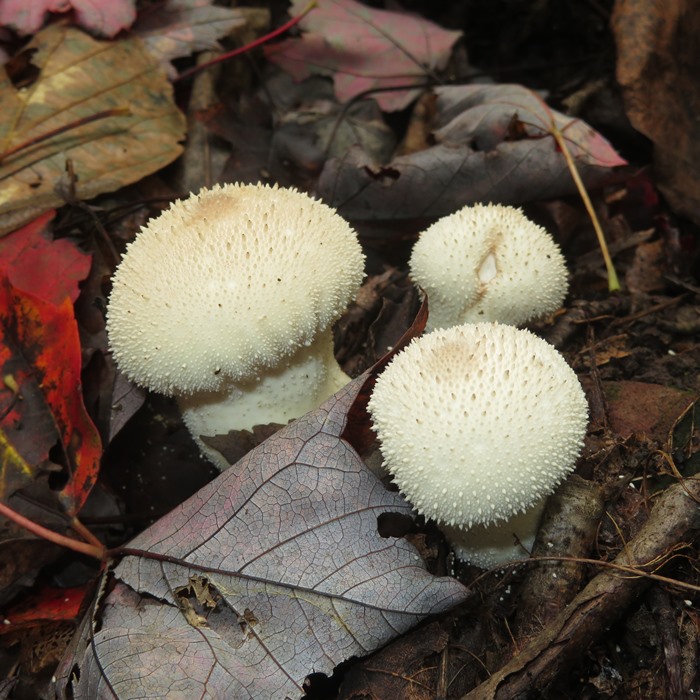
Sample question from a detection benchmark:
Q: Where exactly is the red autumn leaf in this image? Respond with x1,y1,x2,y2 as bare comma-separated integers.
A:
0,584,88,632
0,210,92,305
0,274,101,514
265,0,462,112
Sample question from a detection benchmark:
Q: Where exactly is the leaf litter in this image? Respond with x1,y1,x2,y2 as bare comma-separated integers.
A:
55,375,468,699
0,23,185,236
265,0,463,112
0,1,699,698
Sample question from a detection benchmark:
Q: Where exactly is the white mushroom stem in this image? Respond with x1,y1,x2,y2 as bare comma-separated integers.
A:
179,329,348,468
441,498,548,569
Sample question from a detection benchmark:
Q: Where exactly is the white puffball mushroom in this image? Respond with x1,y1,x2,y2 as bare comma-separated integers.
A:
367,322,588,567
409,204,569,331
106,182,365,468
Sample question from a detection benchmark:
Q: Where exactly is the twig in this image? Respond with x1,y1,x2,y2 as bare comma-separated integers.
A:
461,476,700,699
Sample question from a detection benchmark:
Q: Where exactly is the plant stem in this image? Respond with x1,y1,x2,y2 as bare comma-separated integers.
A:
176,0,318,83
550,126,621,291
0,501,105,560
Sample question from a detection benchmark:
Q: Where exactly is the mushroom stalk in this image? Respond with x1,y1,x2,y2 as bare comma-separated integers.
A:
179,328,348,467
441,498,547,569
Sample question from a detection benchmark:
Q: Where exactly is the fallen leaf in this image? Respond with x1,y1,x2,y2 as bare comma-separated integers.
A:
134,0,246,72
612,0,700,225
338,620,450,699
266,73,397,188
55,375,467,699
624,238,666,293
603,380,695,442
318,84,625,220
0,210,91,305
0,0,136,38
0,585,88,631
265,0,462,112
0,274,102,513
0,24,185,236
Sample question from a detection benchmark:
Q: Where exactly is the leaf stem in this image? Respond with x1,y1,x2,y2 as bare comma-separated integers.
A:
175,0,318,83
0,501,105,560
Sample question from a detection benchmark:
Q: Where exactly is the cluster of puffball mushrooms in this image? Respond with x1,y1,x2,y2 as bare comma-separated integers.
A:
106,182,588,569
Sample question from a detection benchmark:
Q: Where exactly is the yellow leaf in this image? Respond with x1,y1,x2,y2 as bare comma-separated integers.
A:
0,23,185,235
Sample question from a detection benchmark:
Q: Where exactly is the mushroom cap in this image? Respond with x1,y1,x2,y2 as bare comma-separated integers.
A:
367,323,588,528
409,204,569,330
106,183,365,395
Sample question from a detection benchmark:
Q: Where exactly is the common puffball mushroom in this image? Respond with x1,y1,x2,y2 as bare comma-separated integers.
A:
367,322,588,568
106,182,365,468
409,204,569,331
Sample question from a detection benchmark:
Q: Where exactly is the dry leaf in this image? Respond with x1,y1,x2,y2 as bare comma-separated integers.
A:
0,0,136,38
0,24,185,236
265,0,462,112
56,375,467,699
318,84,625,220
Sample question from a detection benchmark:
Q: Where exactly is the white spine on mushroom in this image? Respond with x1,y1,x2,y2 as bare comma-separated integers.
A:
409,204,569,331
106,183,365,468
367,323,588,567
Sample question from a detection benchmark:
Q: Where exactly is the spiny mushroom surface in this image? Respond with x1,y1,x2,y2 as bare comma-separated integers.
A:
367,323,588,565
409,204,569,331
107,182,365,467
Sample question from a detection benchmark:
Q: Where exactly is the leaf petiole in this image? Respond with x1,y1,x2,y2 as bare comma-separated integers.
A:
0,500,106,560
176,0,318,83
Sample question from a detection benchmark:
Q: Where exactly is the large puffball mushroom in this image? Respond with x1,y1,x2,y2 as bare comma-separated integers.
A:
409,204,569,331
106,182,365,468
367,322,588,567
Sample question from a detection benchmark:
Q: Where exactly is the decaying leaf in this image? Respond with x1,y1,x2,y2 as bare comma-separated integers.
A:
603,381,696,442
0,274,102,513
0,210,91,304
55,375,468,699
0,23,185,236
318,84,626,220
612,0,700,225
265,0,462,111
0,0,136,38
134,0,247,72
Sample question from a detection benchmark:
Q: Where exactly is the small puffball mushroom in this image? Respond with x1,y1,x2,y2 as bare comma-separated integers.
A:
409,204,569,331
367,322,588,567
107,182,365,468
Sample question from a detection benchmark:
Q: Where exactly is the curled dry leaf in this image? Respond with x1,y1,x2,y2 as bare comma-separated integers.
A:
55,375,468,699
0,24,185,236
612,0,700,225
318,84,626,220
